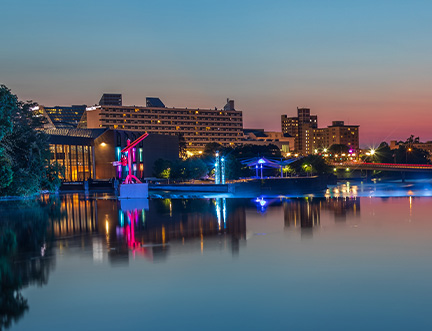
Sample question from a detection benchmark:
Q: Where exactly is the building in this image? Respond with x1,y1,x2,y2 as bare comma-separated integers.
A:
38,105,87,129
243,129,295,153
281,108,317,154
46,128,179,181
99,93,122,106
390,139,432,160
323,121,359,151
282,108,359,154
84,95,243,152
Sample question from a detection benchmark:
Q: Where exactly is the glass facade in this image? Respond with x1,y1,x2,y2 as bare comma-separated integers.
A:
50,143,93,181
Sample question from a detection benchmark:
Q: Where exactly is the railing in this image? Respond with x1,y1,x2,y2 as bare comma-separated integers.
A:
331,162,432,171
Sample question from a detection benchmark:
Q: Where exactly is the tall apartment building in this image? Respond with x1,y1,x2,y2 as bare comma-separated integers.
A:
84,95,243,152
323,121,359,151
281,108,317,154
282,109,359,154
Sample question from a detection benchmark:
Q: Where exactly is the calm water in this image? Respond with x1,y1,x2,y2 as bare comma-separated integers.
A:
1,181,432,330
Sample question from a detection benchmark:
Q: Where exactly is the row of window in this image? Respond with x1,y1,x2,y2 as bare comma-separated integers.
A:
102,120,242,128
102,108,242,117
107,124,241,133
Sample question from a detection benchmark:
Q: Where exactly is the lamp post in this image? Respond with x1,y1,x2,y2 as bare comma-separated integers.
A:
221,156,225,184
406,147,412,164
215,151,220,184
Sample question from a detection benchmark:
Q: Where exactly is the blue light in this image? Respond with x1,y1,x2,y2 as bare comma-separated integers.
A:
255,197,267,206
258,158,266,164
221,157,225,162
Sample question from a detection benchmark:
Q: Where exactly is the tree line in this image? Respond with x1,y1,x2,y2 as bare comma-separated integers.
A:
0,85,63,196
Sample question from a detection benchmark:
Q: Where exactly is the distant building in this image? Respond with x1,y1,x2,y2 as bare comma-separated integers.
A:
84,95,243,152
39,105,87,129
281,108,359,154
46,128,179,181
99,93,122,106
322,121,359,151
390,139,432,160
243,129,295,153
281,108,318,154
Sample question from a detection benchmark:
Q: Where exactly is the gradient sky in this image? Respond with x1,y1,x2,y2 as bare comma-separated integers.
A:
1,0,431,147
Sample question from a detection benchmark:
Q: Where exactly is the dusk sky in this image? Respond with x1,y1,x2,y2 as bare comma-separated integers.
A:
2,0,431,147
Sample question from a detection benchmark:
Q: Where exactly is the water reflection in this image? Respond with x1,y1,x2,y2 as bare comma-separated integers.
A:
1,193,420,330
0,198,56,330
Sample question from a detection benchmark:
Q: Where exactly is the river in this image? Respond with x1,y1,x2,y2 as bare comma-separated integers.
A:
1,180,432,330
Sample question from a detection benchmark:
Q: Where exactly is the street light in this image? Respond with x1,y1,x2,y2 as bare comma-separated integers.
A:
406,147,412,163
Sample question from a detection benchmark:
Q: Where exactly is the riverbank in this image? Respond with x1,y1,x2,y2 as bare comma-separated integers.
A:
150,175,330,198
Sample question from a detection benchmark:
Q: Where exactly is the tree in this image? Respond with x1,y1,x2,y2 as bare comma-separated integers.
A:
373,142,395,163
184,158,208,179
168,158,208,181
291,155,330,175
0,85,62,196
283,165,296,176
203,142,224,156
153,158,172,179
233,144,282,159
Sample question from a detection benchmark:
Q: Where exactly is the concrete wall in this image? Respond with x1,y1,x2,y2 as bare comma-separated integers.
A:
94,130,116,179
142,134,179,178
86,109,101,129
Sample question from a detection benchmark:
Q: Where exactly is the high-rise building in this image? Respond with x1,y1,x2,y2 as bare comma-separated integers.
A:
281,108,317,154
84,95,243,152
282,110,359,154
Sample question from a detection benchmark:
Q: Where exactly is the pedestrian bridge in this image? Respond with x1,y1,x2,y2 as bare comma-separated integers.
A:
331,162,432,172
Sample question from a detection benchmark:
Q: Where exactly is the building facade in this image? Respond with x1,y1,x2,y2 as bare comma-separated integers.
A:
38,105,87,129
99,93,122,106
84,96,243,152
282,108,359,154
323,121,359,151
243,129,296,153
47,128,179,181
281,108,318,154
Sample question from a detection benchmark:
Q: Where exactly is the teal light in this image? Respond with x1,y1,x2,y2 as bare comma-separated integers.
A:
119,211,124,227
116,147,121,161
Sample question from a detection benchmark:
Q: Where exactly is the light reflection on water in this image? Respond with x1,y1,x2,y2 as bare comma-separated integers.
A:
1,182,432,330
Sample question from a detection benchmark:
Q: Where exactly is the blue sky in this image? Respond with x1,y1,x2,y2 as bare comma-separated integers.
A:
2,0,432,145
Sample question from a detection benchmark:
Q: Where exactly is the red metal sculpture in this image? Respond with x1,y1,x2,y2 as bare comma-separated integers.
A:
120,133,149,184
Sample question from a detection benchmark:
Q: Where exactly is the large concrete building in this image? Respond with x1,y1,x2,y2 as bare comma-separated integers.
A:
84,95,243,152
282,109,359,154
46,128,179,181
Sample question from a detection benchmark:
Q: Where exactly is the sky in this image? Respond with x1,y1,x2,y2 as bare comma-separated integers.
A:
1,0,432,147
